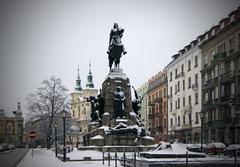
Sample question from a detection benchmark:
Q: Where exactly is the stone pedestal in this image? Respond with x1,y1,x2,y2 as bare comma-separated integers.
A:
84,68,154,147
102,68,132,127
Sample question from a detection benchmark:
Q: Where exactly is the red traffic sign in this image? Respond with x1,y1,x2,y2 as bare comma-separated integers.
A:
28,131,37,139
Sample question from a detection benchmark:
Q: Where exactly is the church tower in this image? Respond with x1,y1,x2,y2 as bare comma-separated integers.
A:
86,62,94,88
75,66,82,91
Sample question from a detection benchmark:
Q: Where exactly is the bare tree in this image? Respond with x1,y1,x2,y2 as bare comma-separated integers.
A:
26,76,69,149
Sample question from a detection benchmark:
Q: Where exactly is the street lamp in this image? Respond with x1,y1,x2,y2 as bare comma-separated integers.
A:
199,112,204,152
54,124,58,157
61,109,68,162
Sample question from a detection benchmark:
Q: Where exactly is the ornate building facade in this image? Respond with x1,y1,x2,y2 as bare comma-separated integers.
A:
70,63,98,133
0,102,24,147
200,7,240,144
166,38,202,143
148,71,168,143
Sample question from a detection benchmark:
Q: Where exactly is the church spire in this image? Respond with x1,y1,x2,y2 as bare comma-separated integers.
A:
75,66,82,91
86,61,94,88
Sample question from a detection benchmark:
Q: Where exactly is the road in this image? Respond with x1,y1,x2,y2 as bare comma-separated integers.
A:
0,148,28,167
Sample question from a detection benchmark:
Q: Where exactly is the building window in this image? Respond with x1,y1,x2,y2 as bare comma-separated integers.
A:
183,97,185,107
188,77,191,89
195,74,198,86
7,123,13,134
178,116,180,126
188,95,191,105
170,72,172,81
160,90,162,98
170,87,172,96
229,37,235,53
231,83,235,95
170,118,173,127
194,55,198,67
195,112,199,124
164,88,166,97
164,118,167,128
175,100,177,109
217,42,226,53
188,60,191,71
230,60,234,72
177,81,180,92
183,115,186,124
214,65,218,77
170,102,172,111
195,93,198,104
175,68,178,78
215,86,219,99
183,80,185,90
181,64,184,74
177,98,180,108
189,113,192,125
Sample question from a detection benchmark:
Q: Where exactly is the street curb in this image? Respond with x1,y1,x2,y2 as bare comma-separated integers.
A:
11,148,29,167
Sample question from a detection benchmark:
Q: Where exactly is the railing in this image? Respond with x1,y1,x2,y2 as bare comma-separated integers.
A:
220,71,234,83
192,84,198,91
153,97,163,104
182,123,192,129
183,105,192,113
176,72,185,79
213,52,226,60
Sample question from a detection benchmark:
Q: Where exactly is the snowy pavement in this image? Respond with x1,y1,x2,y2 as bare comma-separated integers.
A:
17,148,122,167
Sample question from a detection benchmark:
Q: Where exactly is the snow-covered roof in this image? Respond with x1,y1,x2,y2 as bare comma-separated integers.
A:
90,135,104,140
69,125,80,132
143,136,154,140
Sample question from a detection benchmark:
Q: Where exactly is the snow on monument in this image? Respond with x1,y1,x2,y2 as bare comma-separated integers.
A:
83,23,154,147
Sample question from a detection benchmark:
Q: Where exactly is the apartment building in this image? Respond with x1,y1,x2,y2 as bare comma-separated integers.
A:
166,39,202,143
148,71,168,143
200,7,240,144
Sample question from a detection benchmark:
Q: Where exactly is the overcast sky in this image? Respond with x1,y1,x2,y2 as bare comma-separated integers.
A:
0,0,239,116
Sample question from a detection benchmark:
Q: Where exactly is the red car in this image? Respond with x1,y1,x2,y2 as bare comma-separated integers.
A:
206,142,226,155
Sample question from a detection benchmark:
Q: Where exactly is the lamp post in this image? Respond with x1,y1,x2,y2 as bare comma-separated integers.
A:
199,112,204,152
61,109,67,162
54,124,57,157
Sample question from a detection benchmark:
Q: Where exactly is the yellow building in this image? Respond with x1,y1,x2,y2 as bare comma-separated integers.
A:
0,102,24,147
71,64,98,133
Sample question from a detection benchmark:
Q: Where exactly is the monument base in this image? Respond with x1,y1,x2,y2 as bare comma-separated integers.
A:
84,67,154,147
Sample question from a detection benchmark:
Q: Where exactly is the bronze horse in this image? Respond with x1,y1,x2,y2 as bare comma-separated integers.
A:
107,23,127,71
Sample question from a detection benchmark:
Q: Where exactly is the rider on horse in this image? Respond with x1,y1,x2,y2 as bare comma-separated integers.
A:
107,23,127,70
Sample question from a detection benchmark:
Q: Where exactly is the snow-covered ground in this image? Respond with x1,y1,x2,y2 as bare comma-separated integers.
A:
17,148,122,167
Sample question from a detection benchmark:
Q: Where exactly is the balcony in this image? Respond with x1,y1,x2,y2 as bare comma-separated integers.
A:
202,80,214,90
176,72,185,79
181,123,192,129
153,97,163,104
168,94,172,101
220,95,235,104
171,109,177,116
220,71,234,83
213,52,226,60
192,84,198,91
183,105,192,113
148,112,155,119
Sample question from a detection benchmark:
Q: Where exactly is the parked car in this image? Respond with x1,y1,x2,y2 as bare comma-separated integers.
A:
8,144,16,150
224,144,240,157
206,142,226,155
187,144,207,152
0,143,8,152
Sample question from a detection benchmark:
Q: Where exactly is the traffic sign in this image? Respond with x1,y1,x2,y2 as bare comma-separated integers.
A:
28,131,37,139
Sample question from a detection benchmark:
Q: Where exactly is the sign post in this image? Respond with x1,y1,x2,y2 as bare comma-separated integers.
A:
28,131,37,157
